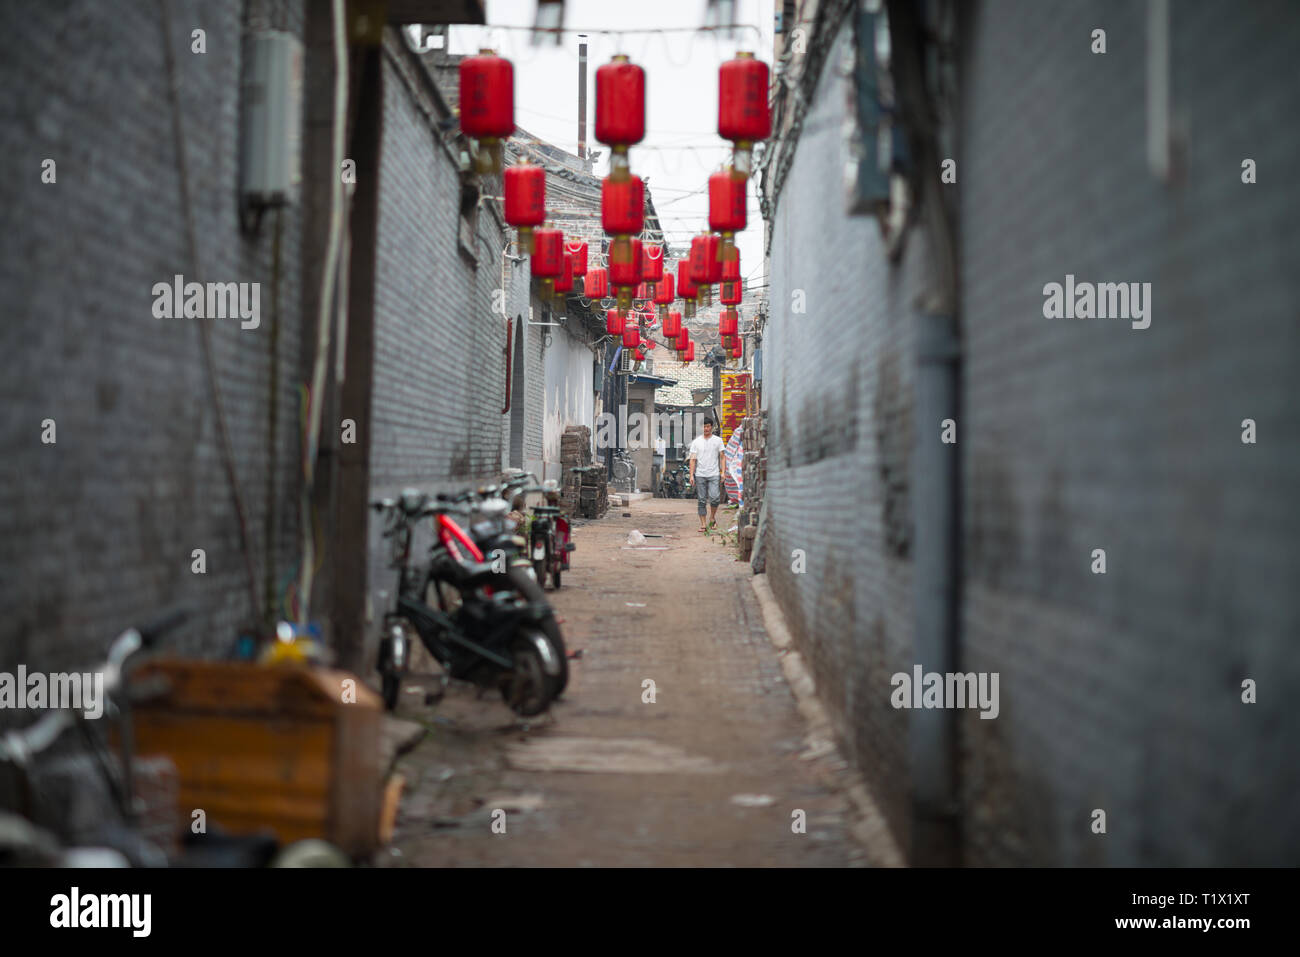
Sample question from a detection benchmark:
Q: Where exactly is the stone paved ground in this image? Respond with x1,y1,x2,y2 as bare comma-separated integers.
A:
379,498,870,867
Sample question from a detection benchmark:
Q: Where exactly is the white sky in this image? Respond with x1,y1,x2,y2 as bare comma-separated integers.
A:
445,0,775,291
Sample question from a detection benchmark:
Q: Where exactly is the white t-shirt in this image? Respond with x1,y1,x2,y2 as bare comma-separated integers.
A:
689,434,726,477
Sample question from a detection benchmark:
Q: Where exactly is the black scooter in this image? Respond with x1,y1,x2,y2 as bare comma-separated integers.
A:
372,492,563,715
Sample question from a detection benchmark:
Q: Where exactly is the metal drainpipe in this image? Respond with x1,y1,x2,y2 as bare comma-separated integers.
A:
886,0,962,866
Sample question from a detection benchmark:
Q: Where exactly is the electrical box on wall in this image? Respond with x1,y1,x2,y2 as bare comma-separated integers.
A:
241,31,303,209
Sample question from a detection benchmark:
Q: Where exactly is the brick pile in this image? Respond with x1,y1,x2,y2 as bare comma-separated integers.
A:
737,412,767,563
559,426,608,518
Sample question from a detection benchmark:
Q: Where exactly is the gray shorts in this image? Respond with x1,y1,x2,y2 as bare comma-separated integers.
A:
695,474,721,513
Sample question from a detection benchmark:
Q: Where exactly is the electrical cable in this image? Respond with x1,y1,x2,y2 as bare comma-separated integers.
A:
159,0,261,624
297,0,348,625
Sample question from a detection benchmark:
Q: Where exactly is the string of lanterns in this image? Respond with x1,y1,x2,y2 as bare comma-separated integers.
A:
460,48,770,366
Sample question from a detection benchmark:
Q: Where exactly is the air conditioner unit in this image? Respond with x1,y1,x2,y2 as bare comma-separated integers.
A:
619,348,633,373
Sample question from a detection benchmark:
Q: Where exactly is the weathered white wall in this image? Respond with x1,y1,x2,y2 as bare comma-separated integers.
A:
542,319,596,482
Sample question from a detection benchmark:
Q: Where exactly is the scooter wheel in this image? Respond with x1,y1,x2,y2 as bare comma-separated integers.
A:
501,567,568,698
502,635,552,716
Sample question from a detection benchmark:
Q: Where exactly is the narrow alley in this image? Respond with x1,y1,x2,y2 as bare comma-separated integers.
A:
2,0,1297,933
385,499,873,867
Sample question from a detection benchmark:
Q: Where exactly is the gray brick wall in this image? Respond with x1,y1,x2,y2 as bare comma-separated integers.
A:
0,0,309,678
957,0,1300,866
363,39,535,647
764,0,1300,864
764,20,924,847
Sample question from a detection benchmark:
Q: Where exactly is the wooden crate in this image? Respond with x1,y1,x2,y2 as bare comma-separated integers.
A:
129,659,384,858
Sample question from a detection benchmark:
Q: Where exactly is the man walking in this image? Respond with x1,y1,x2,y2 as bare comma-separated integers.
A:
688,417,726,532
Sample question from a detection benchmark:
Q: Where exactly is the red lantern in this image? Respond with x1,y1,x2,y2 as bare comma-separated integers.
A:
459,50,514,173
531,227,564,299
602,175,644,235
595,55,645,177
731,336,743,360
662,310,682,338
721,332,735,349
606,309,626,335
677,259,700,318
653,271,675,306
610,237,642,311
554,252,574,297
634,348,646,361
689,233,722,285
653,271,675,323
640,244,664,284
585,266,608,300
532,228,564,302
622,322,641,349
720,281,743,307
564,239,588,278
709,169,746,234
675,327,689,351
684,340,696,362
720,248,741,283
504,162,545,252
635,282,651,302
719,308,738,336
718,52,771,177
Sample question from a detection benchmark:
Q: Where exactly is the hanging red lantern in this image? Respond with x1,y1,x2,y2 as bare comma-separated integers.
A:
709,168,746,244
718,51,771,178
719,307,738,336
602,175,644,235
635,282,651,303
606,308,627,336
503,161,545,253
662,310,682,339
634,348,646,362
622,322,641,349
731,336,743,360
585,266,608,300
721,332,735,349
675,327,689,351
603,174,644,307
689,233,722,286
720,280,743,307
677,259,700,318
564,239,588,278
610,237,642,311
595,55,645,179
553,252,574,306
684,340,696,362
459,50,515,173
720,247,741,283
653,271,675,322
531,227,564,299
640,243,664,285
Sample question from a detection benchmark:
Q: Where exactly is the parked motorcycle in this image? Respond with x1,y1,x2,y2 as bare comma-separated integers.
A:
371,490,564,715
658,462,694,499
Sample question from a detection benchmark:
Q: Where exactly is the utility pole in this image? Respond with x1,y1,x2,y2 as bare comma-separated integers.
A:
577,35,588,163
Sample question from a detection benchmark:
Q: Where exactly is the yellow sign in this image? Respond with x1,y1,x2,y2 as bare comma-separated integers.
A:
719,372,750,443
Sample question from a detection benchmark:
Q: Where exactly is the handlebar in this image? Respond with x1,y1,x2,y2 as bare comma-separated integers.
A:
0,608,186,765
136,607,190,648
